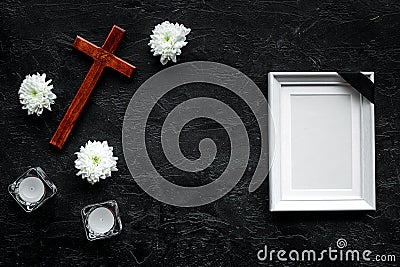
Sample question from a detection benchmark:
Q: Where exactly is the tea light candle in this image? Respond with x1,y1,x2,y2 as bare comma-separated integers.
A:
87,207,115,234
18,176,45,203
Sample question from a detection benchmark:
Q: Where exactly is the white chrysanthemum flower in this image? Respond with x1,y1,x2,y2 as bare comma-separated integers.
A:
75,140,118,185
18,73,56,116
149,21,191,65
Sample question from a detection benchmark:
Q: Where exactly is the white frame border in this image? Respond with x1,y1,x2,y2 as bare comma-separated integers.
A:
268,72,375,211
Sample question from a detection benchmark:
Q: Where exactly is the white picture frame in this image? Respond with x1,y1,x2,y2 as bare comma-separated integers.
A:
268,72,375,211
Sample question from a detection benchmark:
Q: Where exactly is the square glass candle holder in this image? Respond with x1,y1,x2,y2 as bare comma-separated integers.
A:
8,167,57,212
81,200,122,241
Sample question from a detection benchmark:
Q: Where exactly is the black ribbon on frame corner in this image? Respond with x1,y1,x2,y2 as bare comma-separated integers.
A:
338,72,375,104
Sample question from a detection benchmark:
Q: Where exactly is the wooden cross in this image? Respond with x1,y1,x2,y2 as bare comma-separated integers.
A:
50,25,135,149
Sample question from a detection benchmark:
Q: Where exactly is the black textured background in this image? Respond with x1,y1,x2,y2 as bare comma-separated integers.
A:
1,0,399,266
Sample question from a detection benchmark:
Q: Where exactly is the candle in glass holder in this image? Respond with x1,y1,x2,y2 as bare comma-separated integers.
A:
81,200,122,241
9,167,57,212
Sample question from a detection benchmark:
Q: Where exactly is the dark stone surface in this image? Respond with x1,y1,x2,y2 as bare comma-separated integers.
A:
0,0,399,266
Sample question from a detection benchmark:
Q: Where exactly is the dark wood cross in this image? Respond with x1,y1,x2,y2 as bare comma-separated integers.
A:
50,25,135,149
